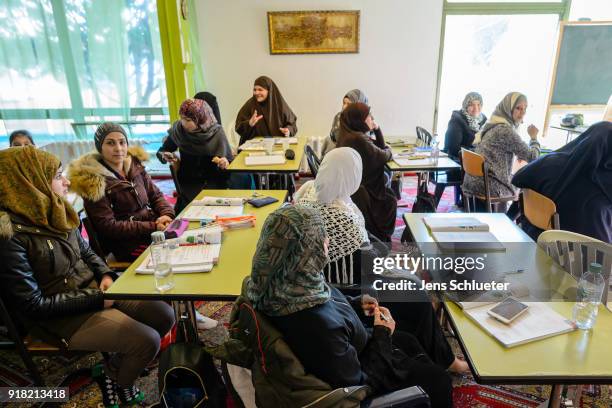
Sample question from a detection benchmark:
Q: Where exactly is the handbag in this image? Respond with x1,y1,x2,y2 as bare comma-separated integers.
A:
411,183,437,213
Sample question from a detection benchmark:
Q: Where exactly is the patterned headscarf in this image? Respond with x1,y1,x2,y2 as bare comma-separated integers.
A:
475,92,527,143
94,122,128,153
179,98,218,132
246,206,331,316
0,146,79,234
461,92,485,132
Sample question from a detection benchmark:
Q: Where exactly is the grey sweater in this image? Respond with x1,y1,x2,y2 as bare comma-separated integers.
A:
462,124,540,198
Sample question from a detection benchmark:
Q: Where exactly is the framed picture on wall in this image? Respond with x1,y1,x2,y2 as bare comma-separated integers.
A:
267,10,360,54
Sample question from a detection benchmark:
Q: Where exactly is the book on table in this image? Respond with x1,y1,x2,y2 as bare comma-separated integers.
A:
135,244,221,274
431,231,505,252
244,155,286,166
464,302,575,347
423,216,489,232
190,197,245,206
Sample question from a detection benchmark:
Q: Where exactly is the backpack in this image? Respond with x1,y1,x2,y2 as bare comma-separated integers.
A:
411,183,437,213
157,320,227,408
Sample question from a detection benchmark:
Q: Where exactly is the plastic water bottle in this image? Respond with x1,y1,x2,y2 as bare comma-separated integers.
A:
151,231,174,293
431,134,440,166
572,262,605,330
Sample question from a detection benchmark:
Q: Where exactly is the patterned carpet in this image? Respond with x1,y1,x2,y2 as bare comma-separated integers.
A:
1,175,610,407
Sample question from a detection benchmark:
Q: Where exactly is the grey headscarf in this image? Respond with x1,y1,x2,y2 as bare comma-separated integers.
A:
461,92,485,132
476,92,527,143
330,89,370,142
94,122,128,152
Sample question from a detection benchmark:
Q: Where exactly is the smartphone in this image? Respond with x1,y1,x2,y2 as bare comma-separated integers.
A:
487,297,529,324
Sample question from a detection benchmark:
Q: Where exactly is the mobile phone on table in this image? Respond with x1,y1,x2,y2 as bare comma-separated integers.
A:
487,297,529,324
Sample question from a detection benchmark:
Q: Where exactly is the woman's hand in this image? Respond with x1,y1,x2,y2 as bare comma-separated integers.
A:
156,215,173,230
527,124,539,140
249,110,263,127
361,294,378,316
374,306,395,335
99,275,114,292
279,127,290,137
212,156,229,170
162,152,178,164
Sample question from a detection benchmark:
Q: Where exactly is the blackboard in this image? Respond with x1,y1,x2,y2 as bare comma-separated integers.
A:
551,24,612,105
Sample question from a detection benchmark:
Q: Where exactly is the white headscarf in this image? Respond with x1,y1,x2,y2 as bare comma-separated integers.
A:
295,147,368,282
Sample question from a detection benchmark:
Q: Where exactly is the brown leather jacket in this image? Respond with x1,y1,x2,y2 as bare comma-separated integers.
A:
0,212,115,346
68,146,175,261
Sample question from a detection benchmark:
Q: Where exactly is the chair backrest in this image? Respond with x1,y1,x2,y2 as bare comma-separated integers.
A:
415,126,432,146
304,144,321,177
537,230,612,304
225,119,241,149
521,188,559,230
461,148,485,177
80,213,107,259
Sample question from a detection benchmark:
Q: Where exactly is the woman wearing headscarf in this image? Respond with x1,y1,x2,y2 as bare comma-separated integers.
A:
443,92,486,161
194,91,222,124
9,129,35,147
513,121,612,242
0,146,175,408
442,92,487,206
234,75,297,146
336,102,396,241
294,149,468,375
156,98,234,211
245,206,453,408
462,92,541,211
321,89,377,157
69,122,176,261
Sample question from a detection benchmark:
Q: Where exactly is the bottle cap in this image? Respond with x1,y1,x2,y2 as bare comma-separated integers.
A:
589,262,602,274
151,231,165,244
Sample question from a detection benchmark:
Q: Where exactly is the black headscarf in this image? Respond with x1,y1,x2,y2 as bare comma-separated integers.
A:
194,91,222,125
513,121,612,242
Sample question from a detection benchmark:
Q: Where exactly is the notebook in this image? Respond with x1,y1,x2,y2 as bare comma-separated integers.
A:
431,231,505,252
135,244,221,274
181,205,243,221
393,158,435,167
424,217,489,232
245,155,286,166
464,302,575,347
191,197,245,206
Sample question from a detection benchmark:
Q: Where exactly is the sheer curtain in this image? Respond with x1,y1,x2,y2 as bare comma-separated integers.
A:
0,0,168,147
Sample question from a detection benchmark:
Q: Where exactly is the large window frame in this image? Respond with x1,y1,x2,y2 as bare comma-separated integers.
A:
433,1,573,132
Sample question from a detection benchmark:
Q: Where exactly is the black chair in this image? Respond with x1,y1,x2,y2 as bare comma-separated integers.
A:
305,144,321,177
416,126,459,206
415,126,432,147
80,212,131,271
0,292,92,386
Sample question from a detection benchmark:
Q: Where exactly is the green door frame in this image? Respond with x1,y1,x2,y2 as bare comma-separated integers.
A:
432,0,573,132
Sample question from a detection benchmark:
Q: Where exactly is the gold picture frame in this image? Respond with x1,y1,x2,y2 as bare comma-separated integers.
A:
267,10,360,55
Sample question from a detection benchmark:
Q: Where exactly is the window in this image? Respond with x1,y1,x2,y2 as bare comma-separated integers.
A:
570,0,612,21
435,1,570,148
0,0,168,148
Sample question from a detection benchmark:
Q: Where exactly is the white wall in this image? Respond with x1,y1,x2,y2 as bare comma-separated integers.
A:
195,0,443,138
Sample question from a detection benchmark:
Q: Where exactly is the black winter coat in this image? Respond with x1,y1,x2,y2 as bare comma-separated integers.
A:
443,110,487,161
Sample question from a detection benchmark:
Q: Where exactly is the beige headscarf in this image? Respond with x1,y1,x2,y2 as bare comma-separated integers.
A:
474,92,527,144
0,146,79,234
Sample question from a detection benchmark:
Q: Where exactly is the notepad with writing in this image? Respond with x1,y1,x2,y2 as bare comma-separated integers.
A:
464,302,575,347
135,244,221,274
245,155,286,166
424,217,489,232
191,197,245,206
181,205,243,221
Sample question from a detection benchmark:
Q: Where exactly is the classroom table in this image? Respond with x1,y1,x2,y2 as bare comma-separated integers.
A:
402,213,612,407
105,189,287,301
550,125,588,144
227,137,306,174
386,146,461,173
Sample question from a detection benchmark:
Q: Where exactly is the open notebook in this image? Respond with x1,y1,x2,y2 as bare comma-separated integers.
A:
181,205,243,221
464,302,575,347
135,244,221,274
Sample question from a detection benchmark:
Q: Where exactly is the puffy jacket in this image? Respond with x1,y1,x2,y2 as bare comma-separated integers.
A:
0,211,116,347
68,146,175,261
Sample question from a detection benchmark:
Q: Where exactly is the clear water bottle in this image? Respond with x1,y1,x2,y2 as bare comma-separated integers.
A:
572,262,605,330
431,134,440,166
150,231,174,293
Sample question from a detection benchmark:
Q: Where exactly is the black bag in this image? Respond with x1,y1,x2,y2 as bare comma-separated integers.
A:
411,184,437,213
158,338,226,407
